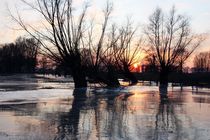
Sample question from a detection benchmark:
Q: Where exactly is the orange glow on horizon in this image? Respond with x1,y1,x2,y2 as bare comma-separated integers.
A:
131,62,141,72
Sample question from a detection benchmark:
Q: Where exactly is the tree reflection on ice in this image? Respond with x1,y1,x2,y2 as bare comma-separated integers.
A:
0,86,210,140
54,88,133,140
154,85,181,140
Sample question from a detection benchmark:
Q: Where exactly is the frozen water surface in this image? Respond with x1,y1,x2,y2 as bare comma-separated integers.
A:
0,74,210,140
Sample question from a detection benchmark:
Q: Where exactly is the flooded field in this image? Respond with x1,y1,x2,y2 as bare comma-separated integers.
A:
0,74,210,140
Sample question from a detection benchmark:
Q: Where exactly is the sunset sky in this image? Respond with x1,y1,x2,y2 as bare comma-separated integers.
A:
0,0,210,66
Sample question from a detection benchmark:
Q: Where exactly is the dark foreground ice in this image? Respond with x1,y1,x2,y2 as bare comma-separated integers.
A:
0,74,210,140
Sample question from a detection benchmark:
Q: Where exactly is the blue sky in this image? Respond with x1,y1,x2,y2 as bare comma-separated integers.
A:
0,0,210,55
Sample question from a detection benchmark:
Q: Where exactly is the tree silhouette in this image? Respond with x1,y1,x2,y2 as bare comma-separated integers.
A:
0,37,39,73
80,2,121,87
144,7,203,84
11,0,117,88
11,0,92,87
193,52,210,72
84,20,142,86
113,22,142,84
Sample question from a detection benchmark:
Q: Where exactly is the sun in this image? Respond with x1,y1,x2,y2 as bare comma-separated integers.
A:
133,63,138,69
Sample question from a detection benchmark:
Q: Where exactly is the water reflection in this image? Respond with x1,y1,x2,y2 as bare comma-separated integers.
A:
54,89,133,140
55,89,87,140
154,85,181,140
1,86,210,140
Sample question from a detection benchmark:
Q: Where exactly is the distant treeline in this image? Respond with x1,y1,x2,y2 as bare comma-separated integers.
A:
0,37,39,74
135,72,210,86
193,52,210,72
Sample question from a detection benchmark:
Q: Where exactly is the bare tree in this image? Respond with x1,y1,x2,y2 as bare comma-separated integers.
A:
11,0,118,88
97,24,120,87
143,53,158,72
16,37,40,72
113,21,142,84
144,7,203,84
194,52,210,72
11,0,93,88
78,3,122,87
84,20,142,86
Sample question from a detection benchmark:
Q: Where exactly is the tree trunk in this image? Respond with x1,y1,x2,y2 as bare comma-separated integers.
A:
159,67,169,85
72,66,87,88
67,55,87,88
107,65,120,87
159,68,168,95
